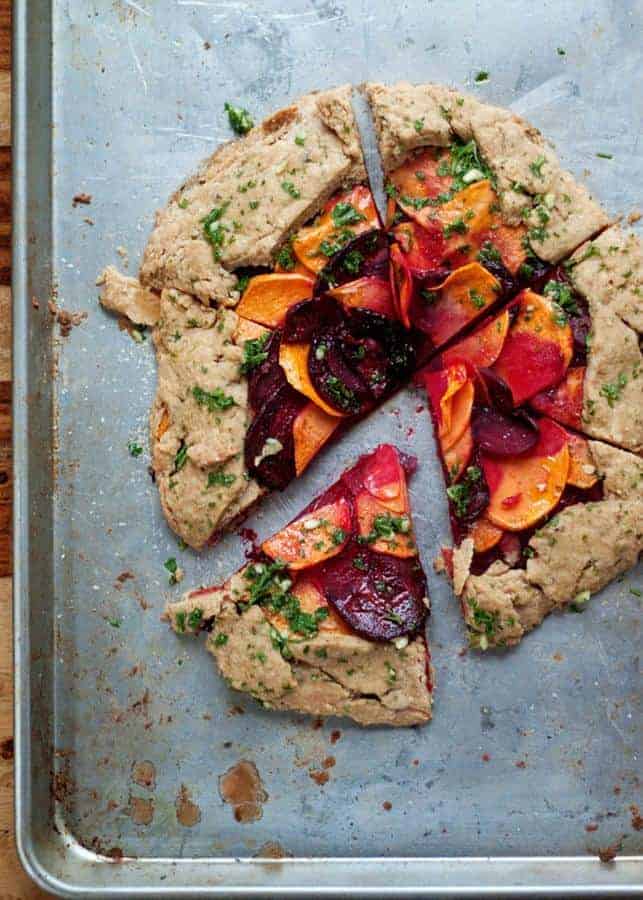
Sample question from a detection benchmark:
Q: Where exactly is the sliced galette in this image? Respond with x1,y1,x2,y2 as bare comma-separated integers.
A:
164,444,433,726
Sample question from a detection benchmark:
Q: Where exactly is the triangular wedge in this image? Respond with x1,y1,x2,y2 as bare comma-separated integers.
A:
163,444,434,726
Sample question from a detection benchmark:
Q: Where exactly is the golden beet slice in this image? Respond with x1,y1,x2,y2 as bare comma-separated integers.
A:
482,418,570,532
328,277,397,319
440,180,496,253
292,185,380,273
469,515,504,553
355,491,417,558
265,576,351,636
444,426,473,483
262,498,353,570
278,342,347,418
442,309,510,370
292,401,340,476
236,273,314,327
566,431,599,489
417,262,501,349
441,379,474,453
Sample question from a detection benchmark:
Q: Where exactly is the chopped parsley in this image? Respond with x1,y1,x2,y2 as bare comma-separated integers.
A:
240,333,270,375
446,465,482,518
413,118,424,133
477,240,502,266
295,134,306,146
175,611,186,632
207,469,236,488
343,249,363,275
360,513,411,545
519,261,535,279
353,555,368,571
332,528,347,546
281,181,301,199
165,557,179,585
325,375,358,412
236,274,250,294
224,101,254,135
214,632,229,646
529,155,547,178
385,182,399,199
192,385,236,412
128,440,143,458
596,152,613,160
108,617,121,628
275,244,296,271
443,217,468,238
385,609,404,625
469,289,486,309
331,201,366,227
467,596,499,636
474,71,489,83
243,561,328,640
543,279,578,317
600,372,628,408
187,608,203,630
557,47,566,56
174,443,188,472
202,203,230,259
401,194,433,210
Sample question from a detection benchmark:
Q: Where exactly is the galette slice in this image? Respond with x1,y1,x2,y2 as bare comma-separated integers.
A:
164,444,434,726
421,314,643,647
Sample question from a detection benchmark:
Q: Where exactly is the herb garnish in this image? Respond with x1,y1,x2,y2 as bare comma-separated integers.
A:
187,608,203,630
600,372,628,408
240,333,270,375
165,557,179,585
529,155,547,178
243,561,329,640
128,440,143,458
192,385,236,411
331,202,366,227
474,71,489,83
202,203,230,259
207,470,236,488
360,513,411,545
275,244,296,271
281,181,301,199
469,289,486,309
325,375,358,412
174,443,188,472
446,466,482,518
343,249,363,275
224,101,254,135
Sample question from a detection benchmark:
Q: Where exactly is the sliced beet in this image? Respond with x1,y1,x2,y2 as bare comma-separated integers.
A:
246,330,288,412
477,367,515,414
570,310,591,365
309,330,370,414
282,295,343,343
471,406,539,457
479,257,519,300
316,542,427,641
316,230,389,291
244,385,305,489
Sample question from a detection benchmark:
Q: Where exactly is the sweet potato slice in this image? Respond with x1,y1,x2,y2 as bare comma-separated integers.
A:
476,223,527,275
234,316,270,345
262,497,353,570
565,431,599,489
493,290,574,406
278,342,348,418
444,426,473,483
440,180,496,253
293,401,341,476
469,515,504,553
442,310,510,370
292,185,380,273
482,418,570,532
236,273,314,327
328,277,397,319
423,363,469,436
264,575,351,636
356,491,417,558
530,366,585,431
415,263,500,349
389,149,452,209
389,242,414,327
442,379,474,453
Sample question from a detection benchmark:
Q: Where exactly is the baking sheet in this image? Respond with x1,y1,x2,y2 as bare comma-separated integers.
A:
13,0,642,895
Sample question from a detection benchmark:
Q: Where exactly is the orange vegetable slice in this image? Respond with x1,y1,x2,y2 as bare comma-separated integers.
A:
423,363,469,435
482,418,570,532
265,575,351,635
469,516,504,553
293,402,341,476
328,277,396,319
292,185,380,273
156,407,170,441
440,180,496,252
441,379,474,453
444,426,473,483
530,366,585,431
234,316,270,345
565,431,599,489
478,223,528,275
492,290,574,406
262,497,352,570
442,310,510,370
361,442,409,513
389,148,452,209
389,242,414,327
355,491,417,558
236,273,314,327
418,262,500,350
278,342,347,419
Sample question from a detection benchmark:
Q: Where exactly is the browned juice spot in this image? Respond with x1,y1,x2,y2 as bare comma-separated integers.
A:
175,784,202,827
128,795,154,826
219,760,268,824
131,760,156,790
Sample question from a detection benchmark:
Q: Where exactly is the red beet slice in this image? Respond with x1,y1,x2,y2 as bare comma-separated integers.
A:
246,330,288,412
477,367,515,414
393,221,446,278
316,230,389,291
471,406,539,457
282,295,343,343
244,385,306,489
316,542,428,641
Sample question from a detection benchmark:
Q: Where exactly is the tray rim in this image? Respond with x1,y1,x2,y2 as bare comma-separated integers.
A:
11,0,643,896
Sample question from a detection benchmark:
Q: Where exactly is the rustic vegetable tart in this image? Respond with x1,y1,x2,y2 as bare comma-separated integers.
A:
163,445,433,726
99,82,641,682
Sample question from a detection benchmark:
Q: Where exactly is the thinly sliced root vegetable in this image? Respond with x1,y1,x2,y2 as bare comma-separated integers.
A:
262,497,353,570
355,491,417,558
442,379,474,453
389,242,414,327
422,363,469,435
279,341,348,418
469,515,504,553
361,442,409,512
393,221,446,276
565,431,598,489
265,576,351,635
530,366,585,431
293,402,340,476
482,418,570,531
442,310,510,370
234,316,270,345
444,426,473,483
441,180,496,251
477,223,527,275
292,185,380,273
415,262,500,349
236,273,314,327
389,148,452,207
156,407,170,441
471,406,539,457
328,277,397,319
492,290,573,406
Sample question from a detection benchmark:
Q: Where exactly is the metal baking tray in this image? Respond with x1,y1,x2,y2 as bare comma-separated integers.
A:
13,0,642,895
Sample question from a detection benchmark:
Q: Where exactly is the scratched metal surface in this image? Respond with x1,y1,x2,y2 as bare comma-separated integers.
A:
13,0,643,895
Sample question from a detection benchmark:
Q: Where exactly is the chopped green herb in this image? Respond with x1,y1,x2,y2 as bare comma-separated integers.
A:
240,333,270,375
192,385,236,412
243,561,328,638
331,201,366,227
202,203,230,259
518,261,534,279
596,152,613,160
174,443,188,472
443,217,468,238
630,587,642,598
446,466,482,518
128,440,143,458
275,244,296,271
413,118,424,133
214,632,228,646
477,240,502,266
469,289,486,309
385,182,399,199
325,375,358,412
353,555,368,572
175,611,186,632
281,180,301,199
165,557,179,585
187,608,203,630
207,469,236,488
178,197,189,209
544,279,578,316
360,513,411,545
331,528,347,546
343,249,364,275
224,101,254,135
236,273,250,294
295,134,306,146
557,47,566,56
529,155,547,178
474,70,489,83
108,617,121,628
385,609,404,625
600,372,628,408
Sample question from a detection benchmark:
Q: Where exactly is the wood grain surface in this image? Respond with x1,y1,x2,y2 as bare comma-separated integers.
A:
0,1,51,895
